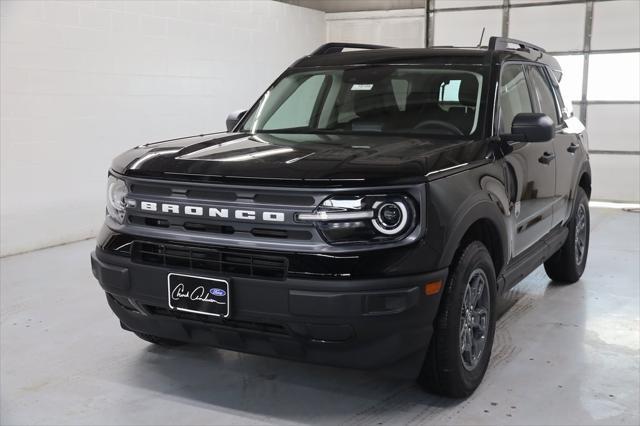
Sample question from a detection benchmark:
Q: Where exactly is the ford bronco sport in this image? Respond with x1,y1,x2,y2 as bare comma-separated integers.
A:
91,37,591,397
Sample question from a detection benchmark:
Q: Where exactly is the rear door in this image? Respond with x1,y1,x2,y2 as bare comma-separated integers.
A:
498,63,557,256
526,64,583,227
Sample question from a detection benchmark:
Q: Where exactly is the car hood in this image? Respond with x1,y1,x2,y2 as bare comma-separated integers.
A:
112,132,486,185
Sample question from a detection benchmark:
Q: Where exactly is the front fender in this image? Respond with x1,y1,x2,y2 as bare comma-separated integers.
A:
438,197,510,274
427,162,511,276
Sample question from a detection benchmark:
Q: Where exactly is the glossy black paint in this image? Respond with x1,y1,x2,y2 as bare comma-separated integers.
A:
509,113,555,142
92,42,590,371
112,132,488,185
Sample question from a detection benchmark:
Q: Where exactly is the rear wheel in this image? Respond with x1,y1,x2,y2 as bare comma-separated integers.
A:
134,332,185,347
544,187,590,283
417,241,497,398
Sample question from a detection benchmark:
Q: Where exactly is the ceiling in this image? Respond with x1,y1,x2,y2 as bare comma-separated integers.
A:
278,0,426,13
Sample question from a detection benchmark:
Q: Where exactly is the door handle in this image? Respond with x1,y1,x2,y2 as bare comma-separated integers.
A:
567,143,580,153
538,152,556,165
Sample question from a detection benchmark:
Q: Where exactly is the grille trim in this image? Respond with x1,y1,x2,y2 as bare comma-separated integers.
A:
131,241,288,280
129,182,317,206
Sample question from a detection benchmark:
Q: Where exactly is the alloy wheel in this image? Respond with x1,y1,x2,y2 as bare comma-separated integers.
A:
459,268,490,371
574,204,587,265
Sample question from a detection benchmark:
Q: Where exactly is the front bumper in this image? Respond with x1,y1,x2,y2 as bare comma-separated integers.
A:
91,248,447,370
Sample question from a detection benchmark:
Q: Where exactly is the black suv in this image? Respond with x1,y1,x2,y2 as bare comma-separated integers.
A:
91,37,591,397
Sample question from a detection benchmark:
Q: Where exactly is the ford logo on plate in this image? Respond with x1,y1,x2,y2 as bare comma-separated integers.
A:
209,288,226,297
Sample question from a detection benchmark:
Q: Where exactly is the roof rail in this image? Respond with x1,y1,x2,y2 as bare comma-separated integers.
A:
488,36,546,53
310,42,392,56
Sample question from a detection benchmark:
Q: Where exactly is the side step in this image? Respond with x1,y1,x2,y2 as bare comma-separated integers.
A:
497,226,568,293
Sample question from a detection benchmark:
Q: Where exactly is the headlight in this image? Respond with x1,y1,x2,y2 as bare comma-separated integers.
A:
297,194,416,244
372,201,408,235
106,175,129,224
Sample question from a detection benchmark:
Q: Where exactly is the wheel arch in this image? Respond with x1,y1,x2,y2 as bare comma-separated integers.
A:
570,160,592,202
438,200,509,281
578,169,592,199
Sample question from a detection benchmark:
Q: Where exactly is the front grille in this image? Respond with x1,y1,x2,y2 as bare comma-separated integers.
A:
125,179,321,244
126,215,313,240
145,305,289,335
131,241,288,280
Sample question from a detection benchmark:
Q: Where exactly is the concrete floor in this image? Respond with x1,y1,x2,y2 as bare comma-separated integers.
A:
1,207,638,425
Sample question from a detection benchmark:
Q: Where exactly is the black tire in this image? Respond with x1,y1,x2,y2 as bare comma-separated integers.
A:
544,187,590,284
417,241,497,398
134,332,185,347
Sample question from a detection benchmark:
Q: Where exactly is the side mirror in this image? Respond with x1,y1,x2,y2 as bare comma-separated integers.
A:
504,113,554,143
226,109,247,132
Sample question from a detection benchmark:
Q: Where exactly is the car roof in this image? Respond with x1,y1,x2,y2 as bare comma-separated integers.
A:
291,44,561,75
293,47,487,67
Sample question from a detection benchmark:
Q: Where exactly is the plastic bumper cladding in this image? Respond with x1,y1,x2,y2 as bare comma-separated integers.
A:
91,248,447,369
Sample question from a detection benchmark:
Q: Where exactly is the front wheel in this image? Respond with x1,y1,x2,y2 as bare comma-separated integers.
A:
544,187,590,283
417,241,497,398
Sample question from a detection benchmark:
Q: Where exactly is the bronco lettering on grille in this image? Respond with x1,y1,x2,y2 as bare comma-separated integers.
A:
138,201,286,222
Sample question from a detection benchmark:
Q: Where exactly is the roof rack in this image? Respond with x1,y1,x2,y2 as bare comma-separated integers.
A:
488,36,546,53
310,42,393,56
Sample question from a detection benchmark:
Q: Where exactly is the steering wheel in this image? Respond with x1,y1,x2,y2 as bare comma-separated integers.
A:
413,119,464,136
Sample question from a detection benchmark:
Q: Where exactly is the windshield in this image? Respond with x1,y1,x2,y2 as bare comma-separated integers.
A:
240,65,486,138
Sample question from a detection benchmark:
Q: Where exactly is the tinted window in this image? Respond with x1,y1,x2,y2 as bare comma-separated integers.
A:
241,66,485,138
499,64,533,133
527,65,560,125
546,69,569,118
391,79,409,111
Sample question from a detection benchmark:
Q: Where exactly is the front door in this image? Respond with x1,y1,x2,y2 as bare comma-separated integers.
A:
498,63,557,256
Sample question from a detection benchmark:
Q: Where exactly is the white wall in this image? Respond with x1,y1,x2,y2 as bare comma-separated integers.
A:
326,9,424,48
0,0,325,256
